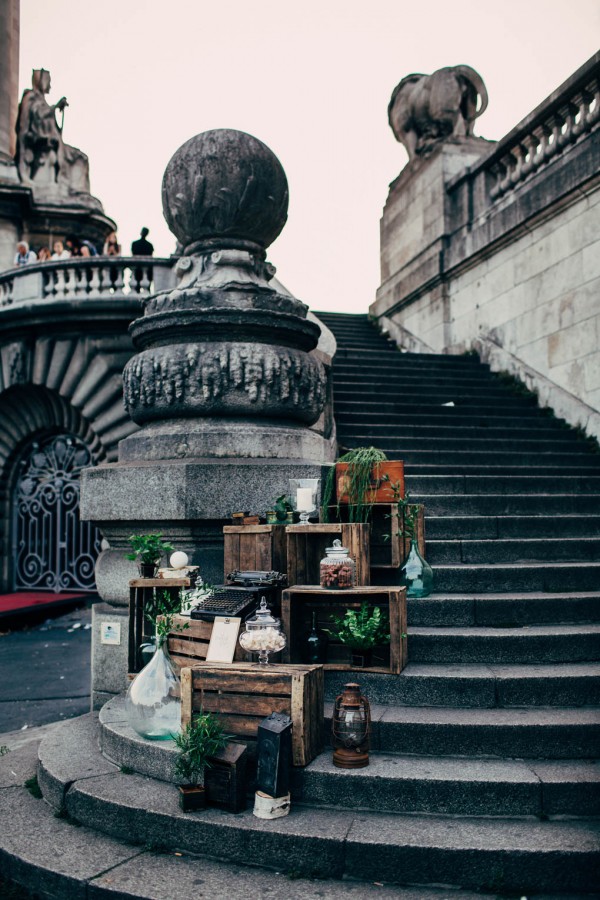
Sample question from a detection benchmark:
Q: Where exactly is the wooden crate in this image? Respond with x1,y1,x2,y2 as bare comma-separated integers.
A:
336,460,405,504
286,523,370,587
128,578,190,674
180,663,324,767
223,525,287,577
166,614,247,674
331,503,425,569
281,586,407,675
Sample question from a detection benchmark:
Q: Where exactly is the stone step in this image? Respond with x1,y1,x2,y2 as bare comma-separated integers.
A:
3,743,496,900
346,436,593,453
324,662,600,708
334,387,535,406
407,624,600,665
298,752,600,817
335,393,537,410
333,349,488,368
426,515,600,539
34,716,600,894
406,592,600,627
405,474,600,494
333,372,508,389
427,537,600,564
402,561,600,593
391,449,600,466
335,409,568,428
337,424,583,444
360,705,600,760
406,463,600,475
415,492,600,515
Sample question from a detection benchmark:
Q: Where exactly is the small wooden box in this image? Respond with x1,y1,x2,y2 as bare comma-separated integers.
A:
167,614,246,675
281,586,407,675
204,742,247,813
180,663,324,766
286,523,370,586
223,525,287,577
128,578,190,674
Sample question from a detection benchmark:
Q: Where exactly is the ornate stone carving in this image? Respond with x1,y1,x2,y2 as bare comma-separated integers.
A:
388,65,488,161
123,342,326,425
15,68,100,207
3,341,28,385
161,129,289,252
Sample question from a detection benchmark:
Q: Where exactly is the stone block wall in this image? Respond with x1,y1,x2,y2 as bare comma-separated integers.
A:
372,52,600,437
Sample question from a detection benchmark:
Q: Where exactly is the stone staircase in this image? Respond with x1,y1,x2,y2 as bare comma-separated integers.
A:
1,312,599,898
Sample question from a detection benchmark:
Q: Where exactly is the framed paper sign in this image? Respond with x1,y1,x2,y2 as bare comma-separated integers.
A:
205,616,242,663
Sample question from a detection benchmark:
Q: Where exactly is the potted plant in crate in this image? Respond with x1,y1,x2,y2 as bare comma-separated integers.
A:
266,495,294,525
174,712,229,811
327,602,391,668
321,447,404,523
126,533,175,577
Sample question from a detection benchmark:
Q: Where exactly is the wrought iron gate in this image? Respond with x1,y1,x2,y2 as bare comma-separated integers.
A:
12,434,102,592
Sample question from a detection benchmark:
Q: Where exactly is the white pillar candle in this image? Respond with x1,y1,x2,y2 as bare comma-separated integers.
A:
296,487,314,511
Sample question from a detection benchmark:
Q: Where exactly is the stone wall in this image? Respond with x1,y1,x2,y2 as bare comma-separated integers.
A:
372,52,600,439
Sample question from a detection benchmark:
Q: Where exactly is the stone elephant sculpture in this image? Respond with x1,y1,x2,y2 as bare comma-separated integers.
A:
388,65,488,161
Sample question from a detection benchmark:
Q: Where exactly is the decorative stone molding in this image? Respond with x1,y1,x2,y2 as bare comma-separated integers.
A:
123,341,326,425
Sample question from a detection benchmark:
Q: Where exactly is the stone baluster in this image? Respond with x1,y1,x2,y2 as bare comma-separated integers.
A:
64,265,78,298
112,263,125,294
138,266,151,292
88,265,100,293
54,267,66,298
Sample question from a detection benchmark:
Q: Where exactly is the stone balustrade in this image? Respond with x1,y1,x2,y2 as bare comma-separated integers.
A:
460,54,600,206
0,256,175,309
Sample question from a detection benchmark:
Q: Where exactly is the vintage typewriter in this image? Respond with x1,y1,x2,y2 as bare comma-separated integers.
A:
190,570,287,621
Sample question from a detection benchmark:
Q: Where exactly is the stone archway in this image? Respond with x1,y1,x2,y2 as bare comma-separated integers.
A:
0,385,107,593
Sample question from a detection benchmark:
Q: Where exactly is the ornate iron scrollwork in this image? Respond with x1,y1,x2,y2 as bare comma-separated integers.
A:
13,434,101,592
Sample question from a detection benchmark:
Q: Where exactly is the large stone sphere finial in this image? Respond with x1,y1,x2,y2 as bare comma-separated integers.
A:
161,128,289,252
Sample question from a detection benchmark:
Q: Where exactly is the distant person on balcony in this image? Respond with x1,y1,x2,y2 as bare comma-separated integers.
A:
37,246,51,261
14,241,37,266
51,240,70,260
131,227,154,256
103,231,121,256
81,239,98,256
80,244,91,257
65,236,81,257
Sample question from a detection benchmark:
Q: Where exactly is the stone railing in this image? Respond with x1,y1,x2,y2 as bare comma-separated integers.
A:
0,256,176,309
455,52,600,206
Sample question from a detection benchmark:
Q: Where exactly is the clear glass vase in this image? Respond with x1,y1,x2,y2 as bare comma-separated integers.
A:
401,538,434,598
125,636,181,740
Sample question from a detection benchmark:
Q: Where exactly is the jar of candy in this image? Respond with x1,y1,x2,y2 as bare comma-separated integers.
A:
239,597,287,665
320,539,356,590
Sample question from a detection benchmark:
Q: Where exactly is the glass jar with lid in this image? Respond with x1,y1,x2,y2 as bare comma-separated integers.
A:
320,539,356,590
239,597,287,665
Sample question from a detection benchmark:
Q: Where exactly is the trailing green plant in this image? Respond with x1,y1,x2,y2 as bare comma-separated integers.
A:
326,603,390,652
0,745,8,756
383,483,419,542
321,446,388,523
271,494,294,523
147,589,190,643
126,533,174,567
173,713,229,786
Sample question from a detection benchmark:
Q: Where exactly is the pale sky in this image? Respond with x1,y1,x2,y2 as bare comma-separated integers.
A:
19,0,600,313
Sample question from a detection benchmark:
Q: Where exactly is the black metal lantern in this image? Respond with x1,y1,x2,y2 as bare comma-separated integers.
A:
331,682,371,769
256,712,293,798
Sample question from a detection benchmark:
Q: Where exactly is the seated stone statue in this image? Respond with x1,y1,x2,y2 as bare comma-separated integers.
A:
388,65,488,161
15,68,91,199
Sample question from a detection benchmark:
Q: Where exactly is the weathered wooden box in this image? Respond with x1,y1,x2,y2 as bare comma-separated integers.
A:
286,523,370,586
281,585,407,675
128,578,190,674
223,525,287,577
166,614,246,675
180,663,324,766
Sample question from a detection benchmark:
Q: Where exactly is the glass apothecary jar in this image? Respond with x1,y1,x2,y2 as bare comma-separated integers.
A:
320,539,356,590
239,597,287,665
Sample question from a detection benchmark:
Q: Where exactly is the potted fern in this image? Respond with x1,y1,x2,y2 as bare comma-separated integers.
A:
174,713,229,811
126,532,174,577
321,447,404,523
327,602,391,668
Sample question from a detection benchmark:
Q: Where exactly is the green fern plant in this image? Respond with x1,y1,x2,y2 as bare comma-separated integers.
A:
326,603,390,652
174,713,229,786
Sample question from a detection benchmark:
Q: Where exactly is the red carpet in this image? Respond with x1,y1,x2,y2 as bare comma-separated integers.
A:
0,591,89,617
